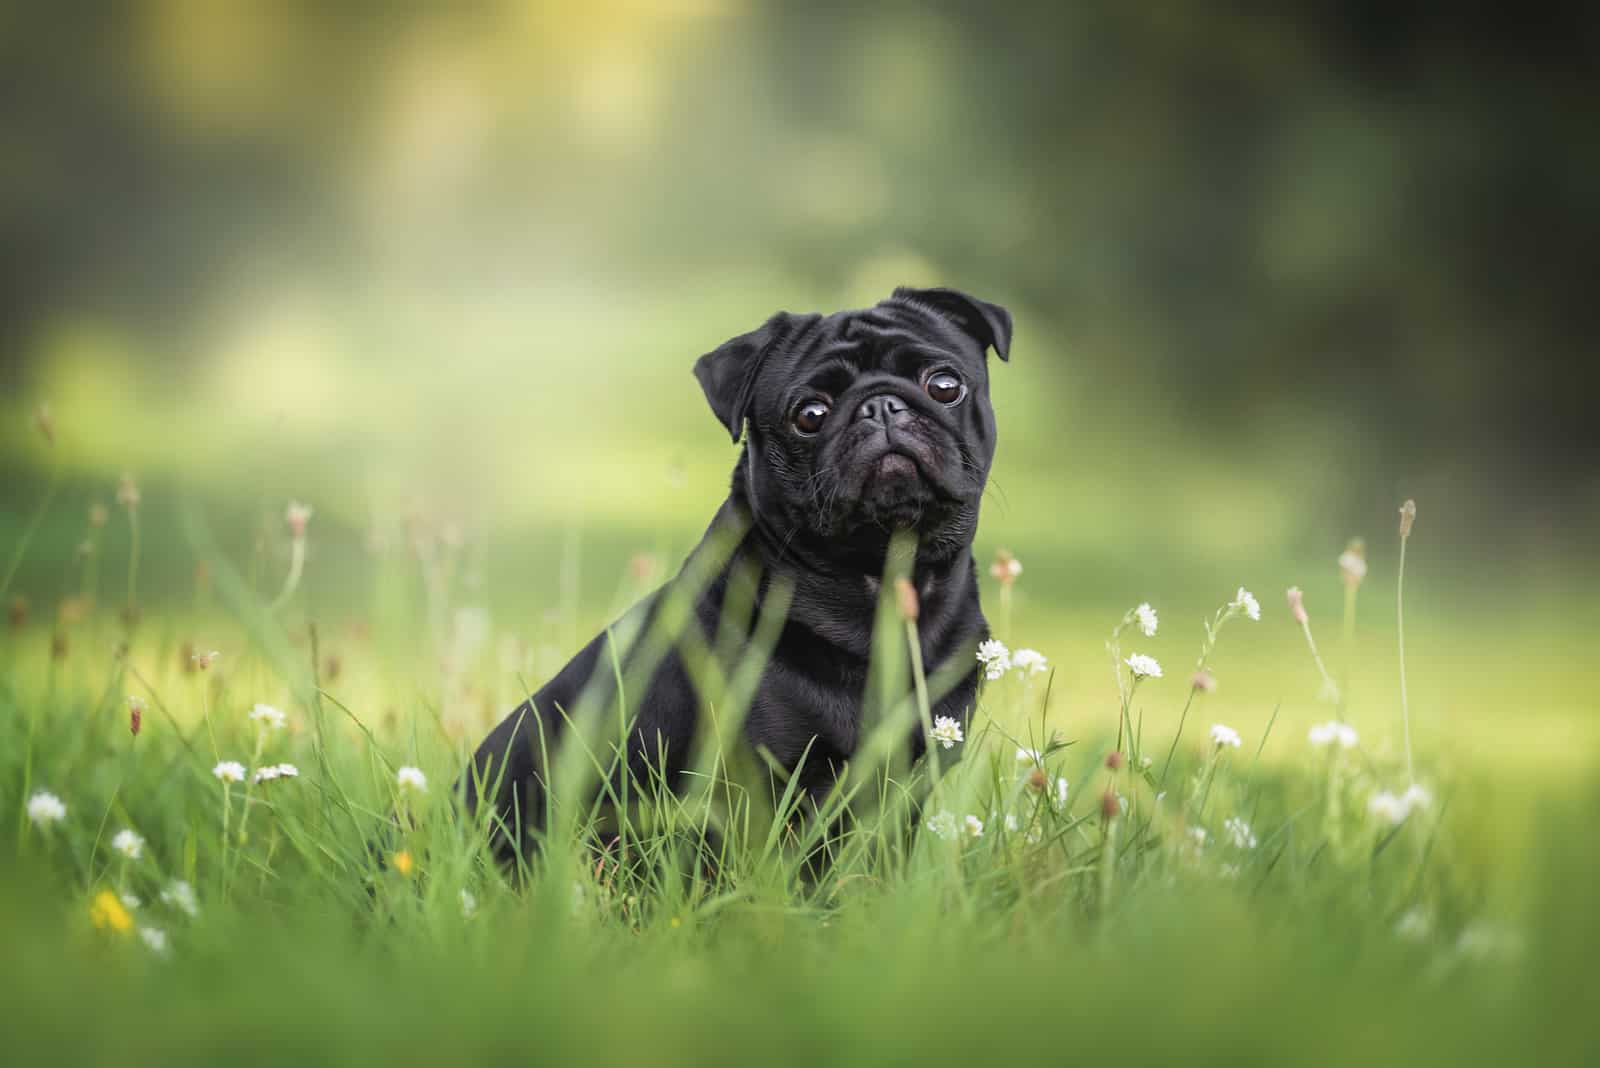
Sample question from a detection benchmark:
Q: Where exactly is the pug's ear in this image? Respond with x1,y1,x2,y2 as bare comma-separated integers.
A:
694,311,796,443
892,286,1013,361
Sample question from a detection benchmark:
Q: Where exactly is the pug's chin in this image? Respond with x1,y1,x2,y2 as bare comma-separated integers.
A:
838,450,942,531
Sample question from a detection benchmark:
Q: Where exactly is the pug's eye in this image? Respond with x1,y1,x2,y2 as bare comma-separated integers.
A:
792,398,830,435
925,370,965,405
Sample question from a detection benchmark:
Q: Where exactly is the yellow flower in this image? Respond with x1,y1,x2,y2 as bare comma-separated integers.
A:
89,889,133,933
392,850,415,876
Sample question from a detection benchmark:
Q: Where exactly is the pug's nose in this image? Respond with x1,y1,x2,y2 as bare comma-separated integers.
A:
854,393,910,427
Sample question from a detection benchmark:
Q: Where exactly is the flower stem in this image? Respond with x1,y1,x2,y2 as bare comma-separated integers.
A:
1397,532,1414,783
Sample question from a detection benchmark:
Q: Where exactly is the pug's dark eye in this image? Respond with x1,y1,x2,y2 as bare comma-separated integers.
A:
792,399,830,435
925,370,964,405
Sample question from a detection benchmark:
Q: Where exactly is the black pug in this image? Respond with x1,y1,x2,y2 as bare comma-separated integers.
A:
464,286,1012,853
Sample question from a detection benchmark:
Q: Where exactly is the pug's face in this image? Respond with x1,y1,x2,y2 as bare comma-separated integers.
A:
695,287,1012,565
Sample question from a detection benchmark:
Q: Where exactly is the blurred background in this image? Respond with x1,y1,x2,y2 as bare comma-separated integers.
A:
3,2,1598,765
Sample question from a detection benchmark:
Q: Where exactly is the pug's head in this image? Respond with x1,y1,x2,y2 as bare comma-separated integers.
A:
695,287,1012,566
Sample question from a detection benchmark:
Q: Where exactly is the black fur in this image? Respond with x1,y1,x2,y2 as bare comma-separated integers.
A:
463,287,1013,853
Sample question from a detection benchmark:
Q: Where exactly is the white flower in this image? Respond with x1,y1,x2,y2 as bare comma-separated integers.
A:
248,703,286,730
976,639,1011,680
1003,813,1020,833
1338,550,1368,583
1223,817,1257,849
1401,783,1433,812
1010,648,1048,676
1015,747,1042,766
1138,755,1153,770
925,809,959,841
962,814,985,839
212,760,246,784
1230,587,1261,621
929,716,964,750
1368,790,1408,825
459,888,478,919
1134,602,1158,637
1395,908,1432,940
139,927,170,955
111,828,145,860
396,766,428,793
250,762,300,784
121,893,141,909
160,880,199,918
1051,777,1070,810
1220,863,1242,879
1125,653,1163,679
1209,723,1242,749
1187,826,1209,847
26,790,66,828
1308,720,1359,749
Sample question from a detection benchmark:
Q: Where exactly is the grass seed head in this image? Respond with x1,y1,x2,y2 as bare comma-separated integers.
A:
1287,586,1308,625
1398,499,1417,538
128,695,145,737
894,577,919,621
989,548,1022,586
116,473,140,511
1105,750,1125,771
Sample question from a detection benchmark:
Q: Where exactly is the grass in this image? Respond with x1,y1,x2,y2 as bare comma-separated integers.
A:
4,464,1599,1066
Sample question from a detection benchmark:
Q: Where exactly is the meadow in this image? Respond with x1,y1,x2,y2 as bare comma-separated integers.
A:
4,379,1598,1065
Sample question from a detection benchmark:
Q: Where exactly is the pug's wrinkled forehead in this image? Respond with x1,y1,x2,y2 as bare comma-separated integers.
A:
694,286,1012,443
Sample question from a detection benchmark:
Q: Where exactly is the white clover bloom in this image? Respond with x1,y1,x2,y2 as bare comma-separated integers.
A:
111,828,145,860
139,926,170,955
976,639,1011,680
1134,602,1159,637
1231,587,1261,621
1015,747,1042,766
1395,908,1432,941
1401,783,1433,812
925,809,959,841
1223,817,1257,849
1209,723,1242,749
1308,720,1359,749
248,703,286,730
212,760,246,784
962,814,985,839
929,715,964,750
26,790,66,828
1368,790,1408,825
1125,653,1163,679
160,880,199,918
1010,648,1048,676
459,888,478,919
396,766,428,793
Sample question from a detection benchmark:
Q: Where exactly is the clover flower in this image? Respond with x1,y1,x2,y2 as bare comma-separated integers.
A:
1125,653,1162,679
248,703,287,730
212,760,246,784
962,814,985,839
1134,602,1158,637
396,765,428,793
26,790,66,828
929,715,964,750
111,828,145,860
1308,720,1359,749
139,927,170,955
1209,723,1242,749
1010,648,1048,676
976,639,1011,680
1223,817,1257,849
925,809,959,841
1230,587,1261,621
160,881,199,918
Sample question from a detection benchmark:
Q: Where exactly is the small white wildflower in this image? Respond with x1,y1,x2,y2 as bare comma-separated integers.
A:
1155,791,1168,803
396,765,428,793
121,893,141,909
1401,783,1433,812
248,703,286,730
1052,777,1069,810
925,809,959,841
1003,813,1020,833
1134,602,1158,637
26,790,67,828
111,828,145,860
1010,648,1048,676
976,639,1011,681
1223,816,1257,849
1395,908,1432,941
1187,826,1209,847
139,926,170,955
1308,720,1360,749
1138,755,1153,770
1338,550,1368,584
929,715,964,750
459,888,478,919
274,762,299,778
1015,747,1042,766
252,766,280,784
1368,790,1408,825
1209,723,1243,749
160,880,199,918
1230,587,1261,621
212,760,246,784
962,814,985,839
1125,653,1163,679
